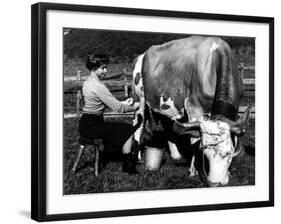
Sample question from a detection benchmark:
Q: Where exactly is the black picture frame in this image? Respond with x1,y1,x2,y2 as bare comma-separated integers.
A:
31,2,274,222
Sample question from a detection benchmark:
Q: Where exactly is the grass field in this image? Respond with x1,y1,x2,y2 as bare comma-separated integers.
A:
63,116,255,195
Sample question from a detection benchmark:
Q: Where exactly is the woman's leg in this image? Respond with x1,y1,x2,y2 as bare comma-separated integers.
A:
122,135,139,174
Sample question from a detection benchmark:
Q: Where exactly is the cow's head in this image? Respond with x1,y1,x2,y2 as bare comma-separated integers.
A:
175,106,251,187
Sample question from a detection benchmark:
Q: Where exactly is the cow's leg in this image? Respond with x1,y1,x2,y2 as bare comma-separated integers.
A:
183,102,205,177
133,96,145,161
133,98,145,143
158,114,185,161
167,141,182,160
189,155,197,177
188,137,200,177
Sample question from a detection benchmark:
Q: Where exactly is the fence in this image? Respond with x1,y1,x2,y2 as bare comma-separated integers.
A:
64,70,132,118
64,63,255,119
238,63,255,84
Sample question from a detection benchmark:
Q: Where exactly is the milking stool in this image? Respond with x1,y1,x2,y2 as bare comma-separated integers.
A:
71,137,104,176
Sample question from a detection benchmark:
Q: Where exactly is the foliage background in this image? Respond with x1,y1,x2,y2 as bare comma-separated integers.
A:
64,28,255,64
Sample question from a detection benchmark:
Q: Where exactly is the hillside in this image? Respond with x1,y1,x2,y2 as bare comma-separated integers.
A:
64,28,255,64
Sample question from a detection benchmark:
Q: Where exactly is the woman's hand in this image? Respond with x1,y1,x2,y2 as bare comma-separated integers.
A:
121,98,140,111
121,97,134,105
126,98,134,105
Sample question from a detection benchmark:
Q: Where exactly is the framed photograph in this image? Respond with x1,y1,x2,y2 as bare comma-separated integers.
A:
31,2,274,222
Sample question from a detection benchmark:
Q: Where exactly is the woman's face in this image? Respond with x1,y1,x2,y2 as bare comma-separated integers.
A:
94,65,107,78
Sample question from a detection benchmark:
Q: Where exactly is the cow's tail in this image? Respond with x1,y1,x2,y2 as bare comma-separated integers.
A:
213,39,243,110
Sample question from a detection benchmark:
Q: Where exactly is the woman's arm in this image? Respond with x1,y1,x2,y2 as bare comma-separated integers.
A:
95,83,139,113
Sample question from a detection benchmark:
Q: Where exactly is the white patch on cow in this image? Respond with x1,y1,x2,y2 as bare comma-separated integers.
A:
210,42,219,52
167,141,182,160
200,120,234,185
132,53,145,133
136,77,143,96
133,54,145,97
200,120,231,150
159,96,182,120
133,54,145,75
184,98,205,124
132,54,146,162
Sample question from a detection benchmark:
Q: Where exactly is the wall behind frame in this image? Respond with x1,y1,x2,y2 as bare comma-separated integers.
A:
0,0,279,223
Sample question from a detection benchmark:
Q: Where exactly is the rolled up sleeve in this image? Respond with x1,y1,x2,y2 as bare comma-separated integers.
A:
95,83,134,113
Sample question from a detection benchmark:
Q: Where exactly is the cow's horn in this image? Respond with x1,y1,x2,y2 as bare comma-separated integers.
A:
230,105,251,136
174,120,201,129
236,105,251,127
232,137,244,158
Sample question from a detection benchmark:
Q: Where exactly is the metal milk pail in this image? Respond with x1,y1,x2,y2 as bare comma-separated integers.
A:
144,147,164,170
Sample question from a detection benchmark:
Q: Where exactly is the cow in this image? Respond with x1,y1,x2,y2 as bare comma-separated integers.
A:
131,36,251,187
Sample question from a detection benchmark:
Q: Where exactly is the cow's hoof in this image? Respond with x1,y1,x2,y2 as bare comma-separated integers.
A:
188,167,198,177
170,154,183,161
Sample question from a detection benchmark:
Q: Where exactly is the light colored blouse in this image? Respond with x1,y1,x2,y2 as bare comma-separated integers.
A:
82,72,132,115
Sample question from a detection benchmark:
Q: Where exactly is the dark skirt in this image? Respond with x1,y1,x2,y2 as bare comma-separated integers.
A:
78,113,138,153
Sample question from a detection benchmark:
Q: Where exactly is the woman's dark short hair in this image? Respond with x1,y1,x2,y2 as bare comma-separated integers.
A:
86,53,109,71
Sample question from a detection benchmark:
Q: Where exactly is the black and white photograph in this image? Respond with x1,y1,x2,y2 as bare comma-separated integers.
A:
31,2,274,222
63,29,256,194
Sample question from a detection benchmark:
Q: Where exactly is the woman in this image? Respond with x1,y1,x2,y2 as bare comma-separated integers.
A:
79,53,142,174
